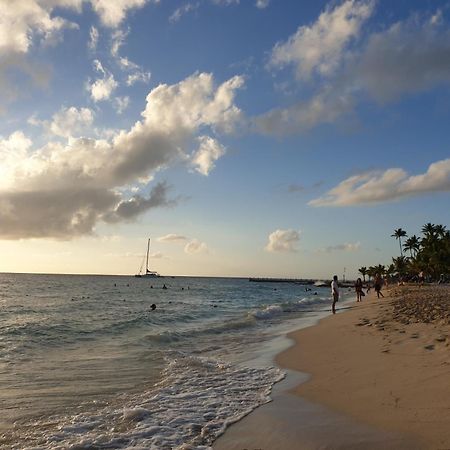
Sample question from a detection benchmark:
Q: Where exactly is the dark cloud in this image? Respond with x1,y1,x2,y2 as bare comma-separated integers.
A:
288,184,306,193
0,55,51,111
0,182,177,239
254,87,354,135
103,181,177,223
111,129,182,185
356,16,450,103
0,188,117,240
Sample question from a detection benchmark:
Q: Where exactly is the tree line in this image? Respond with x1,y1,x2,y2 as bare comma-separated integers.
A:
358,223,449,283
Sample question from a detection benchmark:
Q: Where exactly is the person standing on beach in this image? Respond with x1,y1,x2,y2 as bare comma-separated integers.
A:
355,278,364,302
374,273,384,298
418,270,424,287
331,275,339,314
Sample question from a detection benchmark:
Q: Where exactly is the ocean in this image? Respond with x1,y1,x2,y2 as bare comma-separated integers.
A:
0,273,347,449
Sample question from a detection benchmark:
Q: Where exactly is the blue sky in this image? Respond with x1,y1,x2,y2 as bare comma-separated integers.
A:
0,0,449,278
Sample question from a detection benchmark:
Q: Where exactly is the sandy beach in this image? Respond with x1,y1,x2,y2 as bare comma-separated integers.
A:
215,285,450,449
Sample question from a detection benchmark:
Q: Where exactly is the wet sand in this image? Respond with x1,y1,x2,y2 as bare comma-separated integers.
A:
215,285,450,449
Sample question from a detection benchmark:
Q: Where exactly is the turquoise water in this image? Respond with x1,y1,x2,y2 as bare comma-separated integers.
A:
0,273,336,449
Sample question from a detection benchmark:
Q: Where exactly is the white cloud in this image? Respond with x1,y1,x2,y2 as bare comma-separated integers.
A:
158,234,188,243
255,0,270,9
110,29,151,86
88,26,99,51
48,106,94,138
89,74,118,102
260,7,450,136
170,0,263,22
127,71,151,86
140,72,244,133
0,0,81,55
0,72,244,239
257,0,373,135
269,0,374,80
115,96,130,114
184,239,208,254
0,131,33,189
158,234,209,256
111,29,135,67
309,159,450,207
88,60,118,102
0,0,152,57
191,136,226,176
0,0,151,109
90,0,152,28
318,242,361,253
265,229,301,253
211,0,239,5
169,2,200,23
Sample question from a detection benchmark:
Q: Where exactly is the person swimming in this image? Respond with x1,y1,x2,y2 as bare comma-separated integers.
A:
150,304,156,310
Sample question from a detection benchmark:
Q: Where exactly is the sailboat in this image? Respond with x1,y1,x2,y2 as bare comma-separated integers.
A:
135,238,161,278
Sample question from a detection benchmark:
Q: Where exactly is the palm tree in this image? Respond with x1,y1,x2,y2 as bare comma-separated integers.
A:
435,224,447,238
374,264,386,276
367,266,377,281
358,266,367,282
403,235,421,258
392,256,408,277
386,263,396,281
421,223,437,238
391,228,407,256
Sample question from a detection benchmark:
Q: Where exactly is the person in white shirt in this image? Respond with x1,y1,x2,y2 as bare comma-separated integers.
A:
331,275,339,314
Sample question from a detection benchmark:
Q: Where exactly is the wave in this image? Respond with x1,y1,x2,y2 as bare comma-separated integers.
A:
249,294,330,320
4,354,285,450
250,304,283,319
144,316,256,344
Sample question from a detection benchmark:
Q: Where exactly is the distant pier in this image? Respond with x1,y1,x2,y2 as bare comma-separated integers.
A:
249,277,355,288
248,278,315,284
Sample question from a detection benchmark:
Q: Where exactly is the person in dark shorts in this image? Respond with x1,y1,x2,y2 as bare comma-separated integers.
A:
418,271,424,287
355,278,364,302
374,273,384,298
331,275,339,314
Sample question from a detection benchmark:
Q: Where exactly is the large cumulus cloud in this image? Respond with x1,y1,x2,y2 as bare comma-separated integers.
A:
0,72,244,239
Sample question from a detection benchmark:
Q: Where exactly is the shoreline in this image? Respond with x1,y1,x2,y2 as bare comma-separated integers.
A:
214,285,450,449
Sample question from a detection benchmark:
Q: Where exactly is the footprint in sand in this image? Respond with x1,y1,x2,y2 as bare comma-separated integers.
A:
410,333,420,339
424,344,435,351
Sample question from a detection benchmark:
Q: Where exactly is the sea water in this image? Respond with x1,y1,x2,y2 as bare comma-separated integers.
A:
0,273,347,449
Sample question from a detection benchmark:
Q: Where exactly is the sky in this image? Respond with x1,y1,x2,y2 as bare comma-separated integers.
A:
0,0,449,279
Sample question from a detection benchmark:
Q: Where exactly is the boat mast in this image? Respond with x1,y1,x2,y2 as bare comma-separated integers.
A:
146,238,150,273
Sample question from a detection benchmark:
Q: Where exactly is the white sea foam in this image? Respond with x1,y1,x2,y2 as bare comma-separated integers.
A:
250,304,283,319
10,354,285,450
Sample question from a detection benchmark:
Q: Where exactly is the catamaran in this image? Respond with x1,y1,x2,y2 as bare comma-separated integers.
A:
135,238,161,278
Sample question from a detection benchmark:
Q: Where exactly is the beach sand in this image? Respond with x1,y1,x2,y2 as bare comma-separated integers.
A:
214,285,450,449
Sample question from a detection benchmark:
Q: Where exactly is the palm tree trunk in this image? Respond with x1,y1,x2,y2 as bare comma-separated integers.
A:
399,238,403,256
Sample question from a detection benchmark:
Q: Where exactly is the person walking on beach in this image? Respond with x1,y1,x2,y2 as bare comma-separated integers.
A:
374,273,384,298
331,275,339,314
355,278,364,302
418,270,424,287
